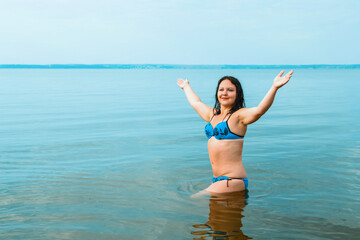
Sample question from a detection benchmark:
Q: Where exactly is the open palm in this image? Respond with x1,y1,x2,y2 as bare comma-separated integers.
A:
177,78,189,89
273,70,294,89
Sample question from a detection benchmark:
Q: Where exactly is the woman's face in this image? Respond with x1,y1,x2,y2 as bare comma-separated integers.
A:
217,79,237,107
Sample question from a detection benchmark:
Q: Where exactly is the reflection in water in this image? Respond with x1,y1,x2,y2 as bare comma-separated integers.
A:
192,191,251,240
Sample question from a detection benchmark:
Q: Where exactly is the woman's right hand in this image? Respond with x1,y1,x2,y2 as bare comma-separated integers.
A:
177,78,189,89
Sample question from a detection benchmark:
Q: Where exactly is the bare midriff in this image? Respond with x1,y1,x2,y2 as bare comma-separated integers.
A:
208,138,246,178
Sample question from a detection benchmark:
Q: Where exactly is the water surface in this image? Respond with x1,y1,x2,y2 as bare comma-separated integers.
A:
1,68,359,239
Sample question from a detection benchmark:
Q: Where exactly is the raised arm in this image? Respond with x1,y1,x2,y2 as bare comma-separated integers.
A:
239,70,294,125
177,78,213,122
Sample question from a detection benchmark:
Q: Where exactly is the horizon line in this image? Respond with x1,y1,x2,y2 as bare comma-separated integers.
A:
0,64,359,69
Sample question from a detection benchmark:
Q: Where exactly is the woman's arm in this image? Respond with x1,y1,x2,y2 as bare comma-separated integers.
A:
239,70,294,125
177,78,213,122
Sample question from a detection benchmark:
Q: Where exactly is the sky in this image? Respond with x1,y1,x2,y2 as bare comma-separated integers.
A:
0,0,359,65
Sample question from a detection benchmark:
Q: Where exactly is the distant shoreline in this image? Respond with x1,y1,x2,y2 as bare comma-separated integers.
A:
0,64,359,69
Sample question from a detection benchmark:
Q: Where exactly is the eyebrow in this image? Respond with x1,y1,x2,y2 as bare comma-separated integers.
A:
219,87,234,89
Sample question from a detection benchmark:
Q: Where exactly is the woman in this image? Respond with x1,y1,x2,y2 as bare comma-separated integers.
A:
177,70,294,194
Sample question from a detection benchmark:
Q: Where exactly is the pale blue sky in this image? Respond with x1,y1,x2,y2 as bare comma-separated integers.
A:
0,0,359,64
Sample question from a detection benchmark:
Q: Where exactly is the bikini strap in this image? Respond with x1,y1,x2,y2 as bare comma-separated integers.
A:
222,112,231,121
226,177,244,187
225,112,234,122
209,114,215,122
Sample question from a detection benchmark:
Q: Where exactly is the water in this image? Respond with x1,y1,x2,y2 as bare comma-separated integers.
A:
1,68,359,239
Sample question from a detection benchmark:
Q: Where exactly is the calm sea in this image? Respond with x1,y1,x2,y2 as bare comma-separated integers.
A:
1,68,359,239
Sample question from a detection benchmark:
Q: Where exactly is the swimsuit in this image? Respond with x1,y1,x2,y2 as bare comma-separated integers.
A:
205,113,248,190
205,113,244,140
213,176,249,190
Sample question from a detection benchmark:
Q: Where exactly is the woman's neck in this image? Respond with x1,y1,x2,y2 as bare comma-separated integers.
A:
220,106,232,115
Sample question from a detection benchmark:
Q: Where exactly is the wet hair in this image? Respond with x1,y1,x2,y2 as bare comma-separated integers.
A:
213,76,245,115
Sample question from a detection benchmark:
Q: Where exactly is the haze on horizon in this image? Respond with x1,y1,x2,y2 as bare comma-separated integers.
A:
0,0,359,65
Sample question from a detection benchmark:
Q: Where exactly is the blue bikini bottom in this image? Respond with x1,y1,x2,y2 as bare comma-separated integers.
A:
212,176,248,190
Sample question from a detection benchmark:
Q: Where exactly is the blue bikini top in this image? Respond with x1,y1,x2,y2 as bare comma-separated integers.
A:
205,113,244,140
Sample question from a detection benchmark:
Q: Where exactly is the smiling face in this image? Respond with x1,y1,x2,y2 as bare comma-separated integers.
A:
217,79,237,107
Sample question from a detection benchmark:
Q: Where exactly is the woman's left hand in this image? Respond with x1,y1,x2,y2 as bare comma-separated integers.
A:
273,70,294,89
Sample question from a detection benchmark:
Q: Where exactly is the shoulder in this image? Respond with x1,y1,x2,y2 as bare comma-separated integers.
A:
233,107,261,125
203,107,216,122
208,107,216,118
233,108,250,118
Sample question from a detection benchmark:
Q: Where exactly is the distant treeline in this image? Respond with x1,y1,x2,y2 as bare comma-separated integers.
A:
0,64,359,69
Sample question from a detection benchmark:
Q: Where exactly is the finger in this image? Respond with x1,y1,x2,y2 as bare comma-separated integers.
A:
287,70,294,76
278,70,285,77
